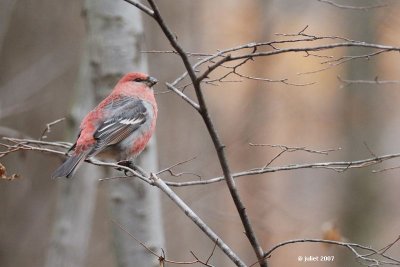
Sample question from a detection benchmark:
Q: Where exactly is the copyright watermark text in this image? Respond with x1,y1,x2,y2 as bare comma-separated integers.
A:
298,256,335,262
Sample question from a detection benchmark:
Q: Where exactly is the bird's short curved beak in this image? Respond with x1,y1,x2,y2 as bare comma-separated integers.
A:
147,76,158,87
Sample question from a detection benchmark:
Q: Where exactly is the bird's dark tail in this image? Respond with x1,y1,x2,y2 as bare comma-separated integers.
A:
51,153,86,179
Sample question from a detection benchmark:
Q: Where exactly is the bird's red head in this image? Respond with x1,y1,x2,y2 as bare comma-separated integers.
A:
120,72,158,87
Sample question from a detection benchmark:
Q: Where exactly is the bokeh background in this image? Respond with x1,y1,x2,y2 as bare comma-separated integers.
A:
1,0,400,266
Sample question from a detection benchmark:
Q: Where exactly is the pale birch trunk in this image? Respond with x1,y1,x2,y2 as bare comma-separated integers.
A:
0,0,16,51
83,1,165,266
44,41,101,267
46,0,164,266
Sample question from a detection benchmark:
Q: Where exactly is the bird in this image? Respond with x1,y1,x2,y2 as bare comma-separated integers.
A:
52,72,158,178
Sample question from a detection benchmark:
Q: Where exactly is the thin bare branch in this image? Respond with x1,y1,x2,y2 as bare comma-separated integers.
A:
205,240,218,264
317,0,387,11
142,50,212,57
231,72,315,87
197,55,232,82
39,117,65,141
373,165,400,173
157,156,202,179
1,134,246,266
3,137,72,149
171,35,331,87
378,235,400,255
122,0,154,17
241,42,399,59
164,152,400,187
338,75,400,87
249,143,340,155
297,49,388,76
111,219,160,258
190,250,216,267
187,41,400,83
253,238,400,267
6,136,400,188
166,83,200,111
1,137,69,158
112,219,204,266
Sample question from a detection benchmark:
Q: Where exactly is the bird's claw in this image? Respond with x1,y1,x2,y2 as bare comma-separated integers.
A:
116,160,137,175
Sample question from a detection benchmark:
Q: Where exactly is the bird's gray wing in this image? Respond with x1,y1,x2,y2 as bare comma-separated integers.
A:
91,97,147,155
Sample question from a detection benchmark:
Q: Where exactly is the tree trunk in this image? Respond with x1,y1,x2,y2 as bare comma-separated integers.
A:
0,0,16,51
340,1,380,264
82,1,165,266
46,1,164,266
45,40,100,267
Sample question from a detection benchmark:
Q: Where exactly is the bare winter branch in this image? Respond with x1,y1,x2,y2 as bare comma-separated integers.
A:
249,143,341,168
0,135,246,267
3,132,400,266
39,117,65,141
122,0,154,16
249,143,340,155
165,152,400,187
113,219,215,266
166,82,200,111
338,75,400,87
157,156,202,179
6,1,400,266
252,238,400,267
316,0,387,11
5,136,400,188
166,27,400,90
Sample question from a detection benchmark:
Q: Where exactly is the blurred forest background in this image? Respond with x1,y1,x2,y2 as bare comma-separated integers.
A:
1,0,400,266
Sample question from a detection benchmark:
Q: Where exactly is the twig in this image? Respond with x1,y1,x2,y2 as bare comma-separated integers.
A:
338,75,400,87
3,137,71,148
111,219,160,257
231,72,315,87
250,238,400,267
190,250,216,267
249,143,340,155
373,165,400,173
1,135,246,266
39,117,65,141
317,0,387,11
164,152,400,187
205,239,218,264
235,42,399,60
4,135,400,266
141,50,212,57
4,136,400,187
122,0,154,16
157,156,202,179
166,83,200,111
253,143,339,168
183,40,400,83
112,219,203,266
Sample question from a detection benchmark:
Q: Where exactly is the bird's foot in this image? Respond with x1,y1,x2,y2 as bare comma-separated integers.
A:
116,160,147,177
117,160,135,169
116,160,137,175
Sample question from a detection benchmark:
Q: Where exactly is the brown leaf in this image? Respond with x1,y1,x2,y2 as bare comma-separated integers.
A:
0,163,6,178
321,221,345,247
0,162,20,181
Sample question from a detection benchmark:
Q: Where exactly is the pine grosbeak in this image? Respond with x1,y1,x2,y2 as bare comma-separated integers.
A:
52,72,158,178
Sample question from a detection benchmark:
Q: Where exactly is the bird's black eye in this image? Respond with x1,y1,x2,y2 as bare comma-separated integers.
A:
133,78,143,82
